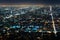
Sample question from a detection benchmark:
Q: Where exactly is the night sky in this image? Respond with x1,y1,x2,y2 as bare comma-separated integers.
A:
0,0,60,5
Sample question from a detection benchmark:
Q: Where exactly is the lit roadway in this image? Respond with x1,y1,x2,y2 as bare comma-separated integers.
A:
50,6,57,35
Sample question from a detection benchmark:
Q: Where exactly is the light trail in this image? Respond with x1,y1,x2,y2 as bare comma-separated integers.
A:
50,6,57,35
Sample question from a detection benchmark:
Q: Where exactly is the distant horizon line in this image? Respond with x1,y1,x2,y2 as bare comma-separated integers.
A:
0,3,59,7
